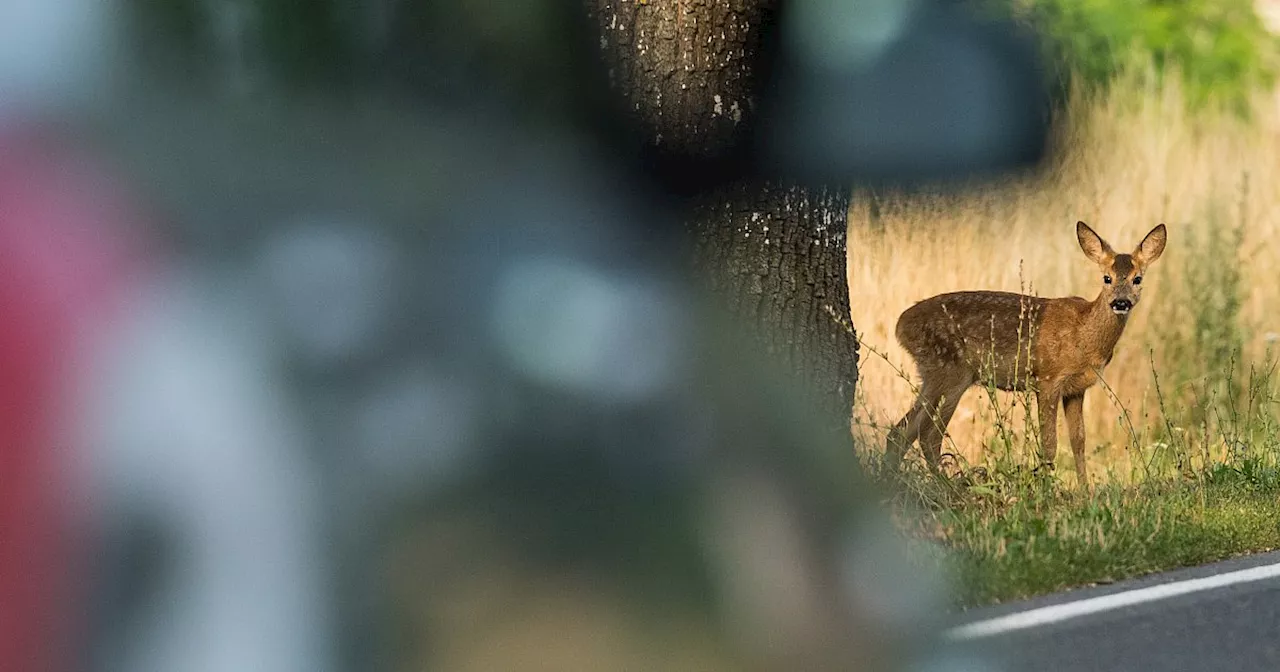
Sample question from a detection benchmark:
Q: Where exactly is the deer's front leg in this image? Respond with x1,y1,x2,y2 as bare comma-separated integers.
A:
1063,393,1088,486
1036,385,1062,469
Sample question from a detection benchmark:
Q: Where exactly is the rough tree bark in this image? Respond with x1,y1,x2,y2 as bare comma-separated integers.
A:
593,0,859,430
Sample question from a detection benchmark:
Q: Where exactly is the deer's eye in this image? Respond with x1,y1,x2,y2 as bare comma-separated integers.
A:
1103,275,1112,284
1133,276,1143,285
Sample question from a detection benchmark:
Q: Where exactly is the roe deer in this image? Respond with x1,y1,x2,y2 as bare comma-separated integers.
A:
885,221,1167,483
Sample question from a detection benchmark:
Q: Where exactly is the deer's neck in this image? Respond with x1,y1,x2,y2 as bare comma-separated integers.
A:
1084,293,1129,359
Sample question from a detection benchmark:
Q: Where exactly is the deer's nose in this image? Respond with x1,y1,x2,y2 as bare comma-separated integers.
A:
1110,299,1133,313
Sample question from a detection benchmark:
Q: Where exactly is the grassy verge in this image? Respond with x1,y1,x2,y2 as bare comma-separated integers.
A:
868,446,1280,608
942,477,1280,607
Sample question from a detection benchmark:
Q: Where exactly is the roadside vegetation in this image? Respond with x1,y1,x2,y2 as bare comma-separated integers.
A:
852,2,1280,607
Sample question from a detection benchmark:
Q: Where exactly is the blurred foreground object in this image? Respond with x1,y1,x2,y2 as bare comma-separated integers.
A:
0,0,1058,670
758,0,1050,183
0,128,333,672
0,2,331,672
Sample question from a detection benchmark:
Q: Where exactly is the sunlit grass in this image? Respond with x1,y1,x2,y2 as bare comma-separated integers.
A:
850,71,1280,606
848,70,1280,469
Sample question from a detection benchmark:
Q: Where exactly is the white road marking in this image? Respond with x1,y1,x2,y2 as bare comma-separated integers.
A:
944,560,1280,641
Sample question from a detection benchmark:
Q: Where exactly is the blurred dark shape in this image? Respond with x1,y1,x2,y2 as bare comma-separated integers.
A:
756,0,1051,185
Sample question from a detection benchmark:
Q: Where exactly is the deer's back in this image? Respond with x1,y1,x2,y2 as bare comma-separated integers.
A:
895,291,1047,388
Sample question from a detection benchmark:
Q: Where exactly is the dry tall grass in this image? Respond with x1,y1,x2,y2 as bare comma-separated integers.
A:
848,74,1280,472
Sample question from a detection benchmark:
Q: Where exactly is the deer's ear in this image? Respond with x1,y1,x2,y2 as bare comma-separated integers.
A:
1076,221,1114,264
1134,224,1167,265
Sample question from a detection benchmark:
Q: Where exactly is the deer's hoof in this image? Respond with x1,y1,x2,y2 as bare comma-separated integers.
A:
1033,460,1056,476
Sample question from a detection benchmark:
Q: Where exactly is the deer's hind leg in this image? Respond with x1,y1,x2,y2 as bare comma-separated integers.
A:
919,374,975,469
885,377,944,472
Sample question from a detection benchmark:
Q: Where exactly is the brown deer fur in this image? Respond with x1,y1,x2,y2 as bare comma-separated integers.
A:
885,221,1168,484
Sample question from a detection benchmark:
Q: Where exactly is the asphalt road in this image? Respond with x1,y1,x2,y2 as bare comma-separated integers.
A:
936,550,1280,672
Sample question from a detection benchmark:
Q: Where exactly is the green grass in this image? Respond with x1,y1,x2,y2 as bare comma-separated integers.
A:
943,477,1280,606
867,444,1280,608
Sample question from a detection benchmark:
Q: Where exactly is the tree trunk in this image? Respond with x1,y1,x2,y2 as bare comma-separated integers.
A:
593,0,860,430
692,182,857,421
